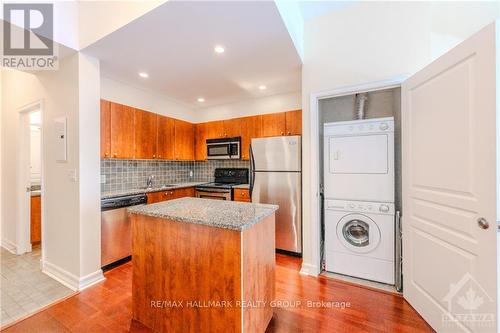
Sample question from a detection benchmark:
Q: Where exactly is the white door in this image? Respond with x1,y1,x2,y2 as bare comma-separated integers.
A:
402,22,497,332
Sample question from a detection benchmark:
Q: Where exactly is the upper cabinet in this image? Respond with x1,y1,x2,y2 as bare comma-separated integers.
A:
101,99,300,161
285,110,302,136
261,112,286,137
100,100,111,158
261,111,302,137
240,115,261,160
174,119,195,160
134,109,158,159
110,102,135,159
222,118,242,138
157,115,175,160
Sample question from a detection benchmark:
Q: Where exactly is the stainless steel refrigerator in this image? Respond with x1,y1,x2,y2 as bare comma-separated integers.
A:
250,136,302,254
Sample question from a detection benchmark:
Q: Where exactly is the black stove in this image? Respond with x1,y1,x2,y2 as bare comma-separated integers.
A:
195,168,249,200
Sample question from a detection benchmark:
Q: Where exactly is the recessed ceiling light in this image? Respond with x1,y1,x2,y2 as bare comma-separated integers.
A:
138,72,149,78
258,85,267,90
214,45,225,54
197,97,205,103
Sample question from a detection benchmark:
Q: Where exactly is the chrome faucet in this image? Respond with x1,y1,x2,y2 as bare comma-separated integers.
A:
147,175,155,188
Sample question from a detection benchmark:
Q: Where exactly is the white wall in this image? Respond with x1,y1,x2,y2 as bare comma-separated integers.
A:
301,1,500,274
2,52,102,288
194,91,301,122
100,76,196,122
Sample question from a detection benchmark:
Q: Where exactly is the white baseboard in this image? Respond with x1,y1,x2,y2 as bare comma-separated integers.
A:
43,260,105,291
1,238,17,254
300,262,321,276
78,270,105,291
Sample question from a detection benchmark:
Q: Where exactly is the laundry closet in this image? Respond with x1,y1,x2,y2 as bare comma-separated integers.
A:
319,87,402,290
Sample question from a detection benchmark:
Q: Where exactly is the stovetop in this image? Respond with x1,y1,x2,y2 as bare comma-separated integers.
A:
196,168,249,190
196,182,243,190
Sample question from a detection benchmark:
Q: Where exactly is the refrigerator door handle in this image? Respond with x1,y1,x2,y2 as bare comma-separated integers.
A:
249,143,255,197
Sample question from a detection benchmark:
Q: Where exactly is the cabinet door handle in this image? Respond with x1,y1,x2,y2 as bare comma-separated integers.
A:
113,153,118,158
281,132,284,136
104,152,109,157
153,154,156,158
287,131,291,135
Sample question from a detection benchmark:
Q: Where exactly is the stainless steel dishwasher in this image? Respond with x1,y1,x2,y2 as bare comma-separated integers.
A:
101,194,147,269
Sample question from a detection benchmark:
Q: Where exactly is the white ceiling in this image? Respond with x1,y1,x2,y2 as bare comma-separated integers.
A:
83,1,302,108
298,1,354,21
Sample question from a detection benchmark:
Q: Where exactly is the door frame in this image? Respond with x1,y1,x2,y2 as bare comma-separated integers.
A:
17,100,44,258
302,76,405,276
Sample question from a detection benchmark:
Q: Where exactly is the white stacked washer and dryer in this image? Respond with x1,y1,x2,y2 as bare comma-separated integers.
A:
323,117,395,285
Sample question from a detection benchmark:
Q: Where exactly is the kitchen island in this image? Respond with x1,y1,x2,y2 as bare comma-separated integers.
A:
128,197,278,333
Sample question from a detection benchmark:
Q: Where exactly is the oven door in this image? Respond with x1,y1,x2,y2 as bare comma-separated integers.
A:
195,188,232,200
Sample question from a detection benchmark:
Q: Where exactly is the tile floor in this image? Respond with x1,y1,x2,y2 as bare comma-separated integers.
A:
1,247,75,328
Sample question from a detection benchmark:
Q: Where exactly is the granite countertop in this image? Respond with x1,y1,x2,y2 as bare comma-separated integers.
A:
233,183,250,189
101,182,207,199
128,197,278,231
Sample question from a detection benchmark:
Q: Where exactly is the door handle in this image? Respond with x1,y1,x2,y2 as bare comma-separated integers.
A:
477,217,489,230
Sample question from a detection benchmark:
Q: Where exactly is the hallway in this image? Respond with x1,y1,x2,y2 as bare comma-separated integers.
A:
1,248,74,327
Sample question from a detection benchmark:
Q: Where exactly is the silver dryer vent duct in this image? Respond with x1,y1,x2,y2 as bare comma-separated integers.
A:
355,93,368,120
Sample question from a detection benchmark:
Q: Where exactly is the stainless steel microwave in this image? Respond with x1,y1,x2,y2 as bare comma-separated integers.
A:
206,137,241,160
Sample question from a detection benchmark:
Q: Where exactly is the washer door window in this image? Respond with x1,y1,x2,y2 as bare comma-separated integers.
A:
336,213,381,253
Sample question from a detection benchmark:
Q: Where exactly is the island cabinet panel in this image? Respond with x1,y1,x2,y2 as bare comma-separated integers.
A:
134,109,158,159
100,100,111,158
261,112,286,137
131,214,276,333
242,215,275,333
285,110,302,136
174,120,195,160
110,102,136,159
157,115,175,160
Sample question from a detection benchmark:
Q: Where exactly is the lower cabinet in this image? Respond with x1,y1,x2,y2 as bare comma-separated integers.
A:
146,187,195,204
30,196,41,245
234,188,251,202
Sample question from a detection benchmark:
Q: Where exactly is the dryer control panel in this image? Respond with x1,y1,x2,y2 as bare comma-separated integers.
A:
325,199,395,215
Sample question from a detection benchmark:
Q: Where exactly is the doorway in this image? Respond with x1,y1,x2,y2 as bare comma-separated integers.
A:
0,103,74,329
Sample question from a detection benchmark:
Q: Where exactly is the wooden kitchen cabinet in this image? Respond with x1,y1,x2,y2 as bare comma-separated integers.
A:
110,102,136,159
100,100,111,159
146,187,195,204
261,112,286,137
222,118,242,138
194,123,208,161
30,195,41,245
174,120,195,160
285,110,302,136
234,188,251,202
134,109,158,159
157,115,175,160
240,115,261,160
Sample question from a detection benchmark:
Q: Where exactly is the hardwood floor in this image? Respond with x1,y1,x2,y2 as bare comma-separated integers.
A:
2,254,433,333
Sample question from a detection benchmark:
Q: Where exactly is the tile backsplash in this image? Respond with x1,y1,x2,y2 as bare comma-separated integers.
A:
101,159,250,193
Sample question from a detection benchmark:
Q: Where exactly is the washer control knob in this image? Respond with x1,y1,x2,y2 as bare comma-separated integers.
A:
379,204,390,213
379,123,389,131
